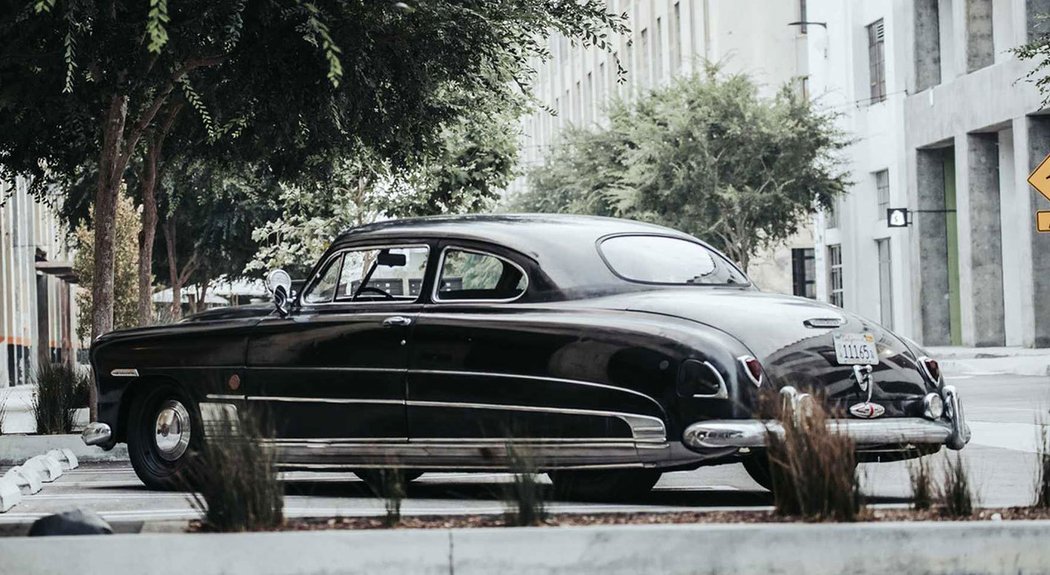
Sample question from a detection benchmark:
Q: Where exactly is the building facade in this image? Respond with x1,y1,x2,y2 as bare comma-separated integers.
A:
517,0,815,295
806,0,1050,348
0,176,82,388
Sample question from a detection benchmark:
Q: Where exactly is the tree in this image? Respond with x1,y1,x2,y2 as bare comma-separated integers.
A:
0,0,626,341
73,188,140,340
514,68,850,271
248,103,520,276
1015,20,1050,103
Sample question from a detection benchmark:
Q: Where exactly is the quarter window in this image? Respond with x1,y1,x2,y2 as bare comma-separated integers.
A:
436,249,527,301
302,246,429,304
598,235,748,285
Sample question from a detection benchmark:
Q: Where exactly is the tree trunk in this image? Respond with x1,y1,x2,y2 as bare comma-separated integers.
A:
88,94,129,422
162,218,182,321
137,104,182,326
198,282,209,313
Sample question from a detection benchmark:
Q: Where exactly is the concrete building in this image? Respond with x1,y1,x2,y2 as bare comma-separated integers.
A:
516,0,816,295
0,176,83,388
806,0,1050,348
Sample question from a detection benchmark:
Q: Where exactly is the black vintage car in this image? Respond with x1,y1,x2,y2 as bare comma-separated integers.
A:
83,214,969,498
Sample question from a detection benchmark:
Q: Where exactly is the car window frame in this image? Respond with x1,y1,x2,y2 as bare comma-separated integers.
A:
431,245,530,304
300,243,432,306
595,232,752,287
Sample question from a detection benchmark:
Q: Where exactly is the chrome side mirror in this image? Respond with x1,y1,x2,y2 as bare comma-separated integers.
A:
266,269,293,317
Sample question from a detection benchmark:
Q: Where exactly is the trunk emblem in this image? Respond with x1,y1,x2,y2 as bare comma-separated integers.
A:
849,402,886,419
853,365,873,394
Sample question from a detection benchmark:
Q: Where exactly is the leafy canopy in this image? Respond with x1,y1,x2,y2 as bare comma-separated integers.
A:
513,67,850,270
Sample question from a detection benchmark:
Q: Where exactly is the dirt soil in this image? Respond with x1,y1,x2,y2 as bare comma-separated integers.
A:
189,507,1050,533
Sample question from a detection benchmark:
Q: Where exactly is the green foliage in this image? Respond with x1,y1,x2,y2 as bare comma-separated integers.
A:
32,363,91,435
73,189,141,339
186,409,284,532
938,453,974,518
514,67,850,270
1014,15,1050,104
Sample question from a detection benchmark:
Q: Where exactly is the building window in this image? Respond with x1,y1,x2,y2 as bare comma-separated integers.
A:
640,28,650,88
875,169,890,220
585,72,593,123
655,17,664,82
828,244,844,307
867,19,886,104
799,0,808,34
877,239,893,329
791,248,817,299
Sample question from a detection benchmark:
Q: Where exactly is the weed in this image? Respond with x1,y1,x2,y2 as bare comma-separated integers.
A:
32,363,89,435
362,468,406,527
908,455,934,511
502,443,548,526
184,408,283,532
766,394,862,522
1036,411,1050,509
938,452,974,518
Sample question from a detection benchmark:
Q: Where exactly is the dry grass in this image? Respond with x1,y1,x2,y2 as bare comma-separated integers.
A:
184,409,284,532
32,363,90,435
363,468,407,527
765,395,862,522
938,452,974,518
502,443,548,527
909,455,935,511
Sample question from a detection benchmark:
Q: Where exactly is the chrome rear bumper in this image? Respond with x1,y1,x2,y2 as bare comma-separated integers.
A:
682,385,971,452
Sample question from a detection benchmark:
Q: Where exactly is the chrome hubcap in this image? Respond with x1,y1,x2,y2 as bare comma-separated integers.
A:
154,400,191,461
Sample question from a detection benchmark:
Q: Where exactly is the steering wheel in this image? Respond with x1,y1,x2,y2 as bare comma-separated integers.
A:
353,286,395,300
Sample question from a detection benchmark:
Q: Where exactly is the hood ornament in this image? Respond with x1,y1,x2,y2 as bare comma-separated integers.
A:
849,364,883,418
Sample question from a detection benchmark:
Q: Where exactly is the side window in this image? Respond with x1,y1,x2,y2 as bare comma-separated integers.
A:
302,255,342,304
302,246,429,304
436,249,527,301
335,246,429,302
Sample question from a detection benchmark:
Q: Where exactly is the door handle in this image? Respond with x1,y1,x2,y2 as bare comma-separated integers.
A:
382,316,413,327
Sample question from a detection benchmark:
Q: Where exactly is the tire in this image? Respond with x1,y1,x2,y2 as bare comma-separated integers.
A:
549,469,661,502
127,382,202,491
743,455,774,491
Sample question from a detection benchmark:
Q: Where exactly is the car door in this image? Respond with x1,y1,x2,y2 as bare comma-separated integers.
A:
244,243,431,461
406,243,650,466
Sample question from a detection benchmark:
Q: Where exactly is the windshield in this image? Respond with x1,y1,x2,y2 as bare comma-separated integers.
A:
598,235,748,286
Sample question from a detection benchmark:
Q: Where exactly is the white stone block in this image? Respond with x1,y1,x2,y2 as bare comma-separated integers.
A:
3,466,42,494
0,478,22,512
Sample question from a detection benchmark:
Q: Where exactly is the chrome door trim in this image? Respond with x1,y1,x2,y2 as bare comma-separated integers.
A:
246,396,404,406
405,399,666,442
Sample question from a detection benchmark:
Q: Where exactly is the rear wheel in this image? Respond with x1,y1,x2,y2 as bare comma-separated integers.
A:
127,383,202,491
549,469,661,501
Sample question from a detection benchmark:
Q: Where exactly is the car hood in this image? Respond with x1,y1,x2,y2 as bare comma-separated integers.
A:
589,288,935,412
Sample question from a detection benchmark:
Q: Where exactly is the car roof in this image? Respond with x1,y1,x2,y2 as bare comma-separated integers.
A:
330,214,705,297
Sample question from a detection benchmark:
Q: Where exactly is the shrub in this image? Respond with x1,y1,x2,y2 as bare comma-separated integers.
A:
938,452,974,518
502,443,548,526
908,455,934,511
185,408,284,532
766,396,862,522
32,363,90,435
362,468,407,527
1037,412,1050,509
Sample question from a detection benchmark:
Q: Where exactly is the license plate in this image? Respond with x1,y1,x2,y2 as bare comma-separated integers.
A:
833,333,878,365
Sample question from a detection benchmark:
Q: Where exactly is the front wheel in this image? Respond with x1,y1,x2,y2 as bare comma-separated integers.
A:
548,469,661,501
127,383,202,491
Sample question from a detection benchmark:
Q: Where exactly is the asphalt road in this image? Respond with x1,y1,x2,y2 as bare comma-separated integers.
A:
1,373,1046,530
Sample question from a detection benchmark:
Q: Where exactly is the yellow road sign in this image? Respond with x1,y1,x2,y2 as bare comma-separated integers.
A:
1030,153,1050,201
1039,211,1050,233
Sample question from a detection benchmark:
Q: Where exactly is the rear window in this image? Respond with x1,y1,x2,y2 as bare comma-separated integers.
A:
598,235,748,285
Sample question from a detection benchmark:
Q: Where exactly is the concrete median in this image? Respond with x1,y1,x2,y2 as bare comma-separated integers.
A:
2,520,1050,574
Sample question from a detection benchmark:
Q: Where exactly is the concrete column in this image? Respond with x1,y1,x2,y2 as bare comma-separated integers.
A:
1025,115,1050,347
999,128,1026,346
1026,0,1050,41
964,132,1006,346
914,0,942,92
916,147,952,345
965,0,994,71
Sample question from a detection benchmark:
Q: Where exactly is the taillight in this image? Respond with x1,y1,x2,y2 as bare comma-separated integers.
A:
738,355,764,387
918,356,942,383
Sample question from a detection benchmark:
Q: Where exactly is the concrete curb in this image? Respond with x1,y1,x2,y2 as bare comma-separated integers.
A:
941,356,1050,377
2,520,1050,574
0,434,127,465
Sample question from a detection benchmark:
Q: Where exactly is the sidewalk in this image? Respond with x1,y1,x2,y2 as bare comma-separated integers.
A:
927,346,1050,377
